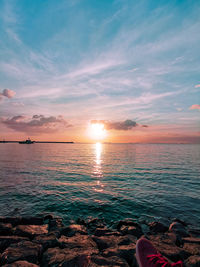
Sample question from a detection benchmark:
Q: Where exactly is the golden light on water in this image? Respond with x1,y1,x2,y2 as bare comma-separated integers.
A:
92,142,104,192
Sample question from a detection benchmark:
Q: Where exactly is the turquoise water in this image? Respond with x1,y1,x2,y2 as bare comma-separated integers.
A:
0,143,199,226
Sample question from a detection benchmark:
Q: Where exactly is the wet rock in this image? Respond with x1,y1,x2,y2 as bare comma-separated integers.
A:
169,222,189,237
183,243,200,255
0,240,42,265
92,235,137,251
58,233,98,252
42,246,98,267
148,234,191,262
0,223,13,235
14,225,48,238
0,236,29,253
102,244,137,266
90,255,129,266
61,224,87,237
149,221,168,233
117,220,143,238
184,255,200,267
188,228,200,237
33,233,59,250
172,218,188,226
2,260,39,266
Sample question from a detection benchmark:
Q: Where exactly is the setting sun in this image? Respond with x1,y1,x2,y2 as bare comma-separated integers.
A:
88,123,107,141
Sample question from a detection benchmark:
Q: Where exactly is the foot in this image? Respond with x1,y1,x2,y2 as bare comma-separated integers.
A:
136,237,183,267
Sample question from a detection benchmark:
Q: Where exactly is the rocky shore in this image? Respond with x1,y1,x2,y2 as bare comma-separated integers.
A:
0,215,200,266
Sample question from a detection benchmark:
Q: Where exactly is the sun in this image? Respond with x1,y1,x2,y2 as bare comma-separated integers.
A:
88,123,107,141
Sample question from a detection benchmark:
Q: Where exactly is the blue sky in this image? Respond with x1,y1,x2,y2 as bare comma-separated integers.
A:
0,0,199,142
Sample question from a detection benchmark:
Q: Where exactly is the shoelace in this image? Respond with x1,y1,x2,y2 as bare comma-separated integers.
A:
147,254,183,267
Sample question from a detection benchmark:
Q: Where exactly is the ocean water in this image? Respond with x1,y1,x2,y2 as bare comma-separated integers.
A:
0,143,199,226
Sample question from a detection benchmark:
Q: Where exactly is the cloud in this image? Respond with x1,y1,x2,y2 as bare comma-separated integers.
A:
0,88,16,99
189,104,200,110
91,119,140,130
1,114,72,133
194,84,200,88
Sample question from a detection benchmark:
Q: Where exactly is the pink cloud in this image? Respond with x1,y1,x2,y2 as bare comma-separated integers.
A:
189,104,200,110
0,88,16,99
194,84,200,88
0,114,72,133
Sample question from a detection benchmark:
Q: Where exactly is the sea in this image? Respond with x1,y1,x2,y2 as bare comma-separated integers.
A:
0,143,199,226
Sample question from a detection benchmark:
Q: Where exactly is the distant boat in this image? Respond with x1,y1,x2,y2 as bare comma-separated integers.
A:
19,138,35,144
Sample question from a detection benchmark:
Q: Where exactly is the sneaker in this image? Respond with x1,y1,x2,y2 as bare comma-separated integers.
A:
136,237,183,267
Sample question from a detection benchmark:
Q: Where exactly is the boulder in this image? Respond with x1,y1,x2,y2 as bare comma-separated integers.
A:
169,222,189,237
14,225,48,238
2,260,39,266
33,233,59,250
61,224,87,237
42,246,98,267
58,233,98,252
0,241,42,265
94,227,118,237
184,255,200,267
149,221,168,233
92,235,137,251
183,243,200,256
90,255,129,266
0,236,29,253
102,244,137,266
86,218,106,233
117,220,143,238
0,223,13,235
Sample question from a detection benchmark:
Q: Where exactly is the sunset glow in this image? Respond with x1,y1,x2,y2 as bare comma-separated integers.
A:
0,1,199,144
88,123,107,141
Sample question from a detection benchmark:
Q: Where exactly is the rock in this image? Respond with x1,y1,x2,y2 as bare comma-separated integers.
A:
0,241,42,265
169,222,189,237
86,218,105,233
94,227,116,237
182,237,200,244
33,233,59,250
0,217,22,227
0,217,43,227
2,260,39,266
58,233,98,252
61,224,87,237
0,223,13,235
184,255,200,267
49,217,63,231
90,255,129,266
102,244,137,266
42,246,98,267
117,220,143,238
148,234,191,262
20,217,44,225
14,225,48,238
0,236,29,253
149,221,168,233
92,235,137,251
183,243,200,255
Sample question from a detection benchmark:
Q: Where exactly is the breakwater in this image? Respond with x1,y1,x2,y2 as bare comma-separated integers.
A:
0,215,200,266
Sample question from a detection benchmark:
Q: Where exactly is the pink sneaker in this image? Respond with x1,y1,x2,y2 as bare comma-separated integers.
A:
136,237,183,267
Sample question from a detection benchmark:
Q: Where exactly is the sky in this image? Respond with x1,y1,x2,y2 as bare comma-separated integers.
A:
0,0,200,143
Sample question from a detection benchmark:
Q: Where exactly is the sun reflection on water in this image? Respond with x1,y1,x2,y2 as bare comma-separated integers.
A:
93,142,104,192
